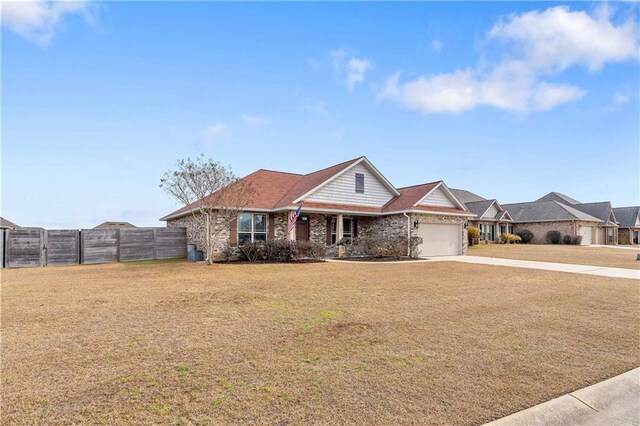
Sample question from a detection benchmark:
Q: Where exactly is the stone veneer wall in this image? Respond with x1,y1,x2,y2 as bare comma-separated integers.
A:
618,228,631,245
167,213,207,252
167,212,230,260
169,211,469,259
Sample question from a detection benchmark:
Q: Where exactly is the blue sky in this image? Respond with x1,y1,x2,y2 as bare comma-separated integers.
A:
2,1,639,228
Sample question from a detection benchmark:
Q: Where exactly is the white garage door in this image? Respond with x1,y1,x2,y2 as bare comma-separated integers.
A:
417,223,461,257
579,226,592,245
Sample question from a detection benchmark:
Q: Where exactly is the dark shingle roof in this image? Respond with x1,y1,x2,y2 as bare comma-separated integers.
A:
536,192,581,205
0,217,20,229
503,201,600,223
465,200,495,219
571,202,615,226
94,222,138,229
612,206,640,228
450,188,487,204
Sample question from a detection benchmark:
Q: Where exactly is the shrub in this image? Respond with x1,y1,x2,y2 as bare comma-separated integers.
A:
516,230,534,244
410,236,423,258
467,227,480,245
264,239,295,262
294,241,326,261
571,235,583,245
562,234,572,245
346,234,410,258
238,241,264,262
500,233,522,244
546,230,562,244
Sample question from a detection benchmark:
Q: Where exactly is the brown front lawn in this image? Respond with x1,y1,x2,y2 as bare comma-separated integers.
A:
469,244,640,269
2,261,638,425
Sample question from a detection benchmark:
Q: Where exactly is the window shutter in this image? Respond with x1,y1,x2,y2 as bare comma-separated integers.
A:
230,217,237,246
268,214,275,240
353,218,358,238
326,217,332,245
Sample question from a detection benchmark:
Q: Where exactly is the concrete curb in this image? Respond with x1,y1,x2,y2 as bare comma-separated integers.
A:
485,368,640,426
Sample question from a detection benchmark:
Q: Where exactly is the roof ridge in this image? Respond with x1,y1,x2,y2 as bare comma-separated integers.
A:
257,168,304,176
397,180,442,190
301,156,364,177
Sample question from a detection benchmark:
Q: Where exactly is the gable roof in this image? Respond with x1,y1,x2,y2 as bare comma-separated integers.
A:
503,201,601,223
464,199,495,219
571,202,616,226
0,217,20,229
450,188,487,204
160,169,304,221
161,157,471,220
613,206,640,228
284,156,400,206
536,192,580,205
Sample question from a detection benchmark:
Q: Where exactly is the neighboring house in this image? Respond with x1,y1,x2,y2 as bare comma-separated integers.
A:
160,156,474,259
450,189,513,243
502,200,600,245
535,193,618,245
94,222,138,229
613,206,640,245
0,217,20,230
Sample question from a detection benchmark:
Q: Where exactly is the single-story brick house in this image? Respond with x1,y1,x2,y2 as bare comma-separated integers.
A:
160,156,475,259
535,192,618,245
613,206,640,245
450,189,514,243
502,200,600,245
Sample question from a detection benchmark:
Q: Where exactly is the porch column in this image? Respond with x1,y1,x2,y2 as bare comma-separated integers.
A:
336,213,344,257
287,210,296,241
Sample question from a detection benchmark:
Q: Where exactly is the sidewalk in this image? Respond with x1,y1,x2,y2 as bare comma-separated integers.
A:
430,256,639,280
485,368,640,425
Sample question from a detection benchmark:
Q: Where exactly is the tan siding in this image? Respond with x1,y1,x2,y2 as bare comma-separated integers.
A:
482,203,499,218
304,163,395,206
418,186,456,208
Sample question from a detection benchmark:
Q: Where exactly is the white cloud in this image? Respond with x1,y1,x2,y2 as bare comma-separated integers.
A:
329,49,373,91
489,5,639,72
241,114,271,128
381,5,638,114
605,86,634,111
346,57,373,91
431,39,443,52
1,0,94,46
201,124,229,146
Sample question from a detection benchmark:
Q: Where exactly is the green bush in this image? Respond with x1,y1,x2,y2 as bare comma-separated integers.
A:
546,230,562,244
516,230,534,244
562,234,572,245
571,235,583,245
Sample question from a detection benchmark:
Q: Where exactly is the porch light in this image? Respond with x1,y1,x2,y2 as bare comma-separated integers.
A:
413,220,419,229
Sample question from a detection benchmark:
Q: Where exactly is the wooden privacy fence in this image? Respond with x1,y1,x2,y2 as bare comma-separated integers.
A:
1,227,187,268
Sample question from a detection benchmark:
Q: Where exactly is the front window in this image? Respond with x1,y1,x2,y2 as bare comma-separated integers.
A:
480,224,494,241
331,217,353,244
238,213,267,244
608,228,614,244
500,224,506,234
508,224,514,234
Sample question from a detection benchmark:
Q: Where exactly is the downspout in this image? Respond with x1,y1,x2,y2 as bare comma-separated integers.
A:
206,213,210,261
403,212,411,257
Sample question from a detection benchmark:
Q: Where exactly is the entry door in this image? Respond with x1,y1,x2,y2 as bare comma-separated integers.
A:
633,231,639,244
296,216,310,242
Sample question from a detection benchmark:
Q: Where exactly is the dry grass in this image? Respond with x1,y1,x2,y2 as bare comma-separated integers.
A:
2,261,638,425
469,244,640,269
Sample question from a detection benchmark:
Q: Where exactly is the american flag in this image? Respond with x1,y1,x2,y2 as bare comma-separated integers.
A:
287,205,303,234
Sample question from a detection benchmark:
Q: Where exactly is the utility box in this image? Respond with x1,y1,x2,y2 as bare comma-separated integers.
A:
188,250,204,262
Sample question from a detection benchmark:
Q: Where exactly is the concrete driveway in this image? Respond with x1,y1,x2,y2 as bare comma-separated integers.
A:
486,368,640,425
429,255,640,280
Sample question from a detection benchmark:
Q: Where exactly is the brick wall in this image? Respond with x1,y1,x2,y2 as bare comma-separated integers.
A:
512,221,575,244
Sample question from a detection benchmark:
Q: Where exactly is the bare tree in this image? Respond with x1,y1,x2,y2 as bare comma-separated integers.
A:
160,155,254,264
